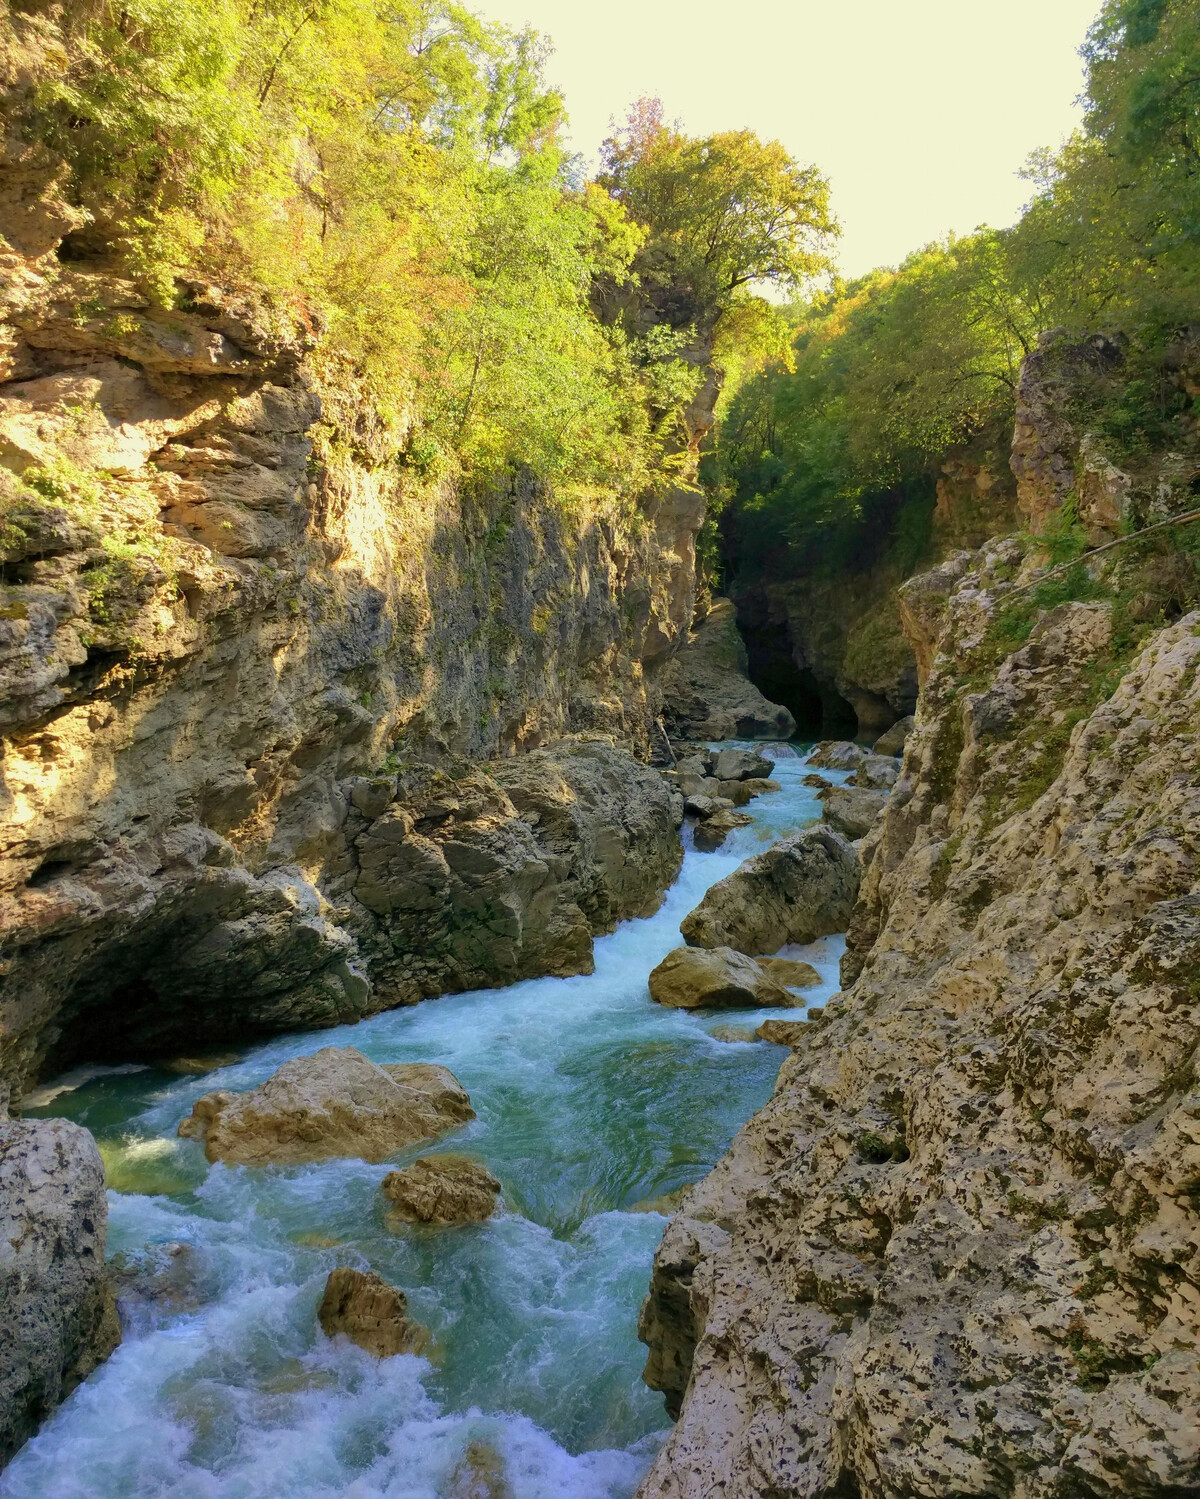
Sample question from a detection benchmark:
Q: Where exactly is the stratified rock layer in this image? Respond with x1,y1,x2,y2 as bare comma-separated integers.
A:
178,1046,473,1165
0,1114,120,1465
637,558,1200,1499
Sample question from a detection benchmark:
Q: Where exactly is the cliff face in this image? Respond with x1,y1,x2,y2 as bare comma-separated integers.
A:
731,438,1018,735
637,361,1200,1497
0,206,698,1096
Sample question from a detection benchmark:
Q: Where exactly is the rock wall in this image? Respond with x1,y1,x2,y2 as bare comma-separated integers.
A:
730,437,1018,735
637,533,1200,1496
658,597,795,742
0,169,697,1098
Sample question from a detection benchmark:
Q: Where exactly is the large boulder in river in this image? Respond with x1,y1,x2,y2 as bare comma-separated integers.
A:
0,1114,120,1465
381,1155,501,1225
711,748,774,783
850,755,900,791
648,947,795,1010
819,784,888,840
659,598,796,742
692,807,753,852
806,740,868,771
177,1046,473,1165
317,1267,427,1357
680,826,860,956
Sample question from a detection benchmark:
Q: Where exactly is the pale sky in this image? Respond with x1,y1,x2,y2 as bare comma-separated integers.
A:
476,0,1104,278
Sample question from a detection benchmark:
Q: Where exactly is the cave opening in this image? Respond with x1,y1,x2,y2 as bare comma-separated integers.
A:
738,626,858,739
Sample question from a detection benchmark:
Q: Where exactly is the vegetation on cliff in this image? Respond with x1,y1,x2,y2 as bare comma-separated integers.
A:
8,0,832,497
713,0,1200,588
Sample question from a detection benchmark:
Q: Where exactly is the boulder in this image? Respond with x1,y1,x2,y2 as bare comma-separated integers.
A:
803,773,833,790
850,755,900,790
692,808,753,852
648,946,795,1009
819,784,888,840
674,754,712,779
757,956,821,988
755,1018,812,1046
717,776,781,807
683,794,733,818
712,749,774,783
317,1267,427,1357
872,715,914,756
708,1024,760,1044
381,1155,501,1226
677,773,722,798
680,826,860,956
806,741,868,771
0,1115,121,1466
178,1046,474,1165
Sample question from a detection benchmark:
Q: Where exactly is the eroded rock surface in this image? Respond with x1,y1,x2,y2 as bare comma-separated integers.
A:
679,826,860,956
317,1267,426,1357
0,1113,119,1466
648,947,794,1010
818,782,888,839
659,598,795,741
178,1046,473,1165
381,1155,501,1225
638,557,1200,1499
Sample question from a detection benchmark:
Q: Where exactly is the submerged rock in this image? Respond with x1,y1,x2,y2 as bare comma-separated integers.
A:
648,946,794,1010
381,1155,501,1225
680,826,860,956
707,1024,760,1044
0,1115,120,1466
177,1046,473,1165
317,1267,427,1357
818,783,888,839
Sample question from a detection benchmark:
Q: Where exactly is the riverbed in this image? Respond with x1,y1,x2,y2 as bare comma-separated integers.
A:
3,746,850,1499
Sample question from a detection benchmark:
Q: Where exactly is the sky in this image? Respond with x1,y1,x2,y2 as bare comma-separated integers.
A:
474,0,1105,279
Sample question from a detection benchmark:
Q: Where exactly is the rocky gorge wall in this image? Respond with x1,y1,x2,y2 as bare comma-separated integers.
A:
0,141,706,1096
636,346,1200,1497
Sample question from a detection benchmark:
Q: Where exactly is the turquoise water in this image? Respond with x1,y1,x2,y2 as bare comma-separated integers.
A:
4,746,850,1499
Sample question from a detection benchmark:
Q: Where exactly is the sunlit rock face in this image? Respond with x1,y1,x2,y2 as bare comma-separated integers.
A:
637,543,1200,1499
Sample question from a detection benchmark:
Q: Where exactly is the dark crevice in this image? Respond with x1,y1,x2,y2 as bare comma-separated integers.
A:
738,623,858,737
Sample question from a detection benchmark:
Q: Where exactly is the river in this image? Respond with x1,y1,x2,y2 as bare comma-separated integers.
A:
3,745,852,1499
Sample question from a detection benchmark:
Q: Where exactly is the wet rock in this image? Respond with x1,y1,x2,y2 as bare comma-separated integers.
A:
707,1024,760,1044
639,576,1200,1499
447,1441,513,1499
680,826,860,956
158,1053,241,1076
805,740,867,771
177,1046,473,1165
692,808,753,851
850,754,900,790
711,748,774,783
872,715,914,756
648,946,794,1010
818,783,888,839
317,1267,427,1358
802,772,832,790
716,776,781,806
0,1114,120,1466
757,956,820,988
381,1155,501,1226
660,598,795,741
682,794,733,818
754,1018,811,1045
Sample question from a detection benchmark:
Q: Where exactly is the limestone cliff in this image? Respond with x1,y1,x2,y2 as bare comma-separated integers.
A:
637,357,1200,1496
0,147,698,1096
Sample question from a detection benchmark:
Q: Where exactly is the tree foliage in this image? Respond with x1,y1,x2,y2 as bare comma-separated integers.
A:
713,0,1200,586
